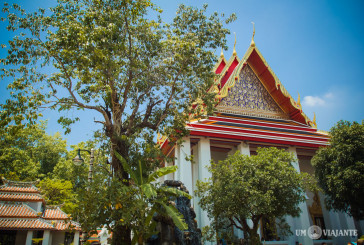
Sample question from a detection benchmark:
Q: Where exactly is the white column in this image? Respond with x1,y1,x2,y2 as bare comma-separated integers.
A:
25,231,33,245
179,137,193,195
237,142,251,239
192,144,199,209
238,142,250,156
166,160,174,181
288,146,313,245
197,138,212,230
175,144,181,181
74,231,80,245
42,230,51,245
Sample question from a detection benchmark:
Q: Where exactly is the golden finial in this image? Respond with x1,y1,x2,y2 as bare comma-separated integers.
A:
233,32,237,56
297,92,301,107
313,112,317,127
220,47,224,59
250,22,255,47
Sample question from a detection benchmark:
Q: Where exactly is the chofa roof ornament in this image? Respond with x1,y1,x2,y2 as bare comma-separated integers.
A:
250,22,255,47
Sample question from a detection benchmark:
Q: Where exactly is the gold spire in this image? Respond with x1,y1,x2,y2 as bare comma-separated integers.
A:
220,47,224,59
250,22,255,47
313,112,317,127
297,92,301,107
233,32,237,56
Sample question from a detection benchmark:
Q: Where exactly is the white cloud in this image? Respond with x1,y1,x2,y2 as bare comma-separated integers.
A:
302,95,326,107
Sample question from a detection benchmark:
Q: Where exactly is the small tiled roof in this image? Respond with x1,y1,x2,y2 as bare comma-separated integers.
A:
0,192,44,202
0,203,38,218
0,218,54,230
43,206,68,220
1,179,40,193
54,220,82,231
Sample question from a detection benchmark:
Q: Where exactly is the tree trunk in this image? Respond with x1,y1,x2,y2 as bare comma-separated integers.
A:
112,223,131,245
241,219,262,245
110,135,132,245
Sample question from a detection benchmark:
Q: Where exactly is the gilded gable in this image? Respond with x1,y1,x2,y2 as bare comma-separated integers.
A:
216,65,288,119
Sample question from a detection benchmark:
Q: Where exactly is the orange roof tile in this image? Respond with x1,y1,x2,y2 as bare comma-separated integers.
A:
54,220,82,231
43,207,68,220
0,192,44,202
0,185,40,194
1,180,40,193
0,203,38,218
0,218,54,230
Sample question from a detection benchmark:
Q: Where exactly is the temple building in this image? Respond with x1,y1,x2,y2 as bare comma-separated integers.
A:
158,33,360,244
0,179,81,245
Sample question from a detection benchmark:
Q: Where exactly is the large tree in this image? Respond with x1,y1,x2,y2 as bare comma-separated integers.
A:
195,147,314,245
312,120,364,220
1,0,235,243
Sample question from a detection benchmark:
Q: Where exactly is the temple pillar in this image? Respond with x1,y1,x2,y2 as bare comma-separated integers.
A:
175,144,181,181
42,230,51,245
25,231,33,245
198,137,212,231
191,144,199,209
178,137,193,196
74,231,80,245
288,146,313,245
237,142,252,239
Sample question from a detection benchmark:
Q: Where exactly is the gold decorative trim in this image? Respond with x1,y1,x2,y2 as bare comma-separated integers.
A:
215,106,289,120
214,41,316,128
212,52,227,73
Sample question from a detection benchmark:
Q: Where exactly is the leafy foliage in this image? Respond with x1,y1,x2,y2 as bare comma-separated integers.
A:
0,121,67,180
312,120,364,219
196,147,314,245
38,178,77,215
78,152,190,245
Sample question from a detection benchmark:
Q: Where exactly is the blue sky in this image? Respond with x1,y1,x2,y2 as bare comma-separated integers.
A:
1,0,364,145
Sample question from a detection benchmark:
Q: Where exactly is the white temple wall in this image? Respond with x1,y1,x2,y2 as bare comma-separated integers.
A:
173,138,359,244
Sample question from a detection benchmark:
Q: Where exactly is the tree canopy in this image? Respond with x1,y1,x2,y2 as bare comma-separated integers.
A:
0,0,235,173
196,147,314,245
1,1,235,243
0,121,67,180
312,120,364,220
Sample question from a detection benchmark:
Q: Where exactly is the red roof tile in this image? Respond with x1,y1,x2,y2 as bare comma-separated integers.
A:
43,207,68,220
0,192,44,202
0,203,38,218
0,218,54,230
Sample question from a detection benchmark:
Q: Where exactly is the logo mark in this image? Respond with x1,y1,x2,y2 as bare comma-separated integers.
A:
307,225,322,240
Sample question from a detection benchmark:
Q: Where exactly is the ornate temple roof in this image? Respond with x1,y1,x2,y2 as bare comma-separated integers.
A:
211,33,316,127
158,31,329,152
187,113,329,148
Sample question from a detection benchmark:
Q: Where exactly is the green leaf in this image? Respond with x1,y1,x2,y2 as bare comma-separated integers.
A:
115,151,137,183
141,183,157,198
160,186,191,199
148,165,178,183
160,202,188,231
